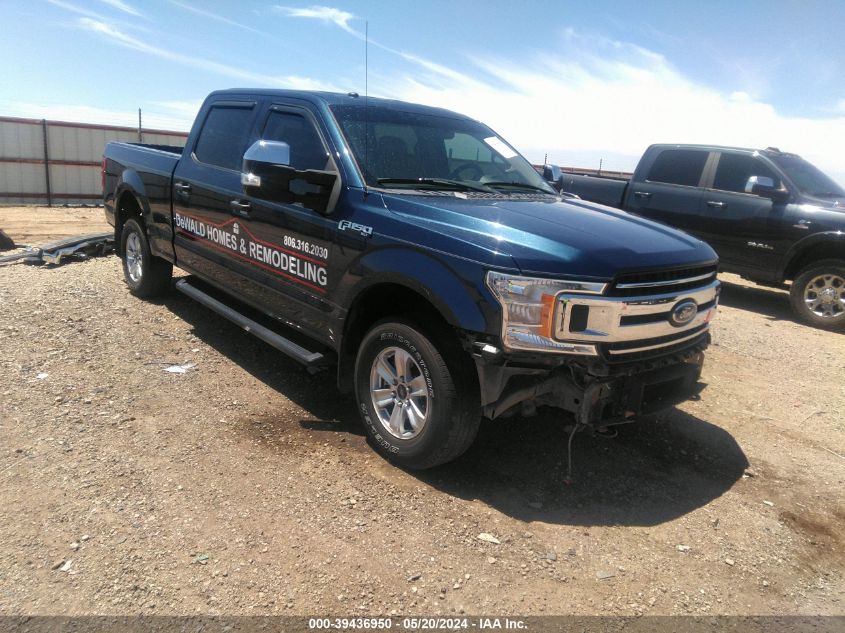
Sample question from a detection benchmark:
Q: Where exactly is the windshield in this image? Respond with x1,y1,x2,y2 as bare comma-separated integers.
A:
330,104,556,194
767,154,845,197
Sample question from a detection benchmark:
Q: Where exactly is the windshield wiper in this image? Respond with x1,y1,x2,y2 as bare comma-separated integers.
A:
376,178,493,193
481,181,555,194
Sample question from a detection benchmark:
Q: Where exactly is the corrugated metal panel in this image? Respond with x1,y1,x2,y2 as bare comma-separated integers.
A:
0,116,188,205
0,120,45,161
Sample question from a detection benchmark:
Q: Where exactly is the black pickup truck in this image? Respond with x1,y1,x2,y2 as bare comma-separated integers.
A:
552,145,845,330
103,89,721,469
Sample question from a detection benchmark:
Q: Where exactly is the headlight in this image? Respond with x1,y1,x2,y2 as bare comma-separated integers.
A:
486,271,606,354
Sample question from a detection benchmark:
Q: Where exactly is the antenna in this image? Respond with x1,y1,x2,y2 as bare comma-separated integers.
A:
364,20,369,196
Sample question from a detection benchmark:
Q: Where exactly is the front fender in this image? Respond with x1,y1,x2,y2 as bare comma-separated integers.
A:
779,231,845,279
340,246,503,334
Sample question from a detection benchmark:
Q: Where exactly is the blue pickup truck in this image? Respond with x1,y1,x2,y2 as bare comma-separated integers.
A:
554,144,845,330
103,89,720,469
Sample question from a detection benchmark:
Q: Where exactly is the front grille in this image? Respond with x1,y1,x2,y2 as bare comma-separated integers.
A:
608,264,718,297
619,298,717,326
605,323,708,352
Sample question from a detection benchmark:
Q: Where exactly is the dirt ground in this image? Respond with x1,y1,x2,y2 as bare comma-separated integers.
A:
0,206,110,246
0,207,843,617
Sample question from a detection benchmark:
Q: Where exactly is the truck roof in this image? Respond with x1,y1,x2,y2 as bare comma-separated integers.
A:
209,88,471,120
647,143,800,159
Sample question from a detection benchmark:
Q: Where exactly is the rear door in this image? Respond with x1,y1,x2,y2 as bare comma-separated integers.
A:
625,148,711,234
172,99,258,294
697,151,786,270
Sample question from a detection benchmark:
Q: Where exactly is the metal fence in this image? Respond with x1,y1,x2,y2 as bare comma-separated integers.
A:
0,116,188,205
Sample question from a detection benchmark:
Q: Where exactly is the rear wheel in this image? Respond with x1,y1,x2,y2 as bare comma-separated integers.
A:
120,218,172,298
789,260,845,330
354,320,480,469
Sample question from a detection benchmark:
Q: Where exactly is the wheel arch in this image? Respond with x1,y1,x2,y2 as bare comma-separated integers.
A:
336,278,479,394
781,233,845,280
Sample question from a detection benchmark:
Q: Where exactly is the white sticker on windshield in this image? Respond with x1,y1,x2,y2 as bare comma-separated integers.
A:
483,136,518,159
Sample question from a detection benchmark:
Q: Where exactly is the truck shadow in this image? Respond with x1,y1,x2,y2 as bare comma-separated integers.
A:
717,280,793,322
415,408,748,527
164,291,748,528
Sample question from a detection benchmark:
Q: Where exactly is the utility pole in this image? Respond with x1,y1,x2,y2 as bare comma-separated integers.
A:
598,158,603,176
138,108,142,143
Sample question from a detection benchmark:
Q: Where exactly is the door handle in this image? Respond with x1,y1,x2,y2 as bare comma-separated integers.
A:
706,201,726,209
633,191,652,198
174,182,191,195
230,199,251,217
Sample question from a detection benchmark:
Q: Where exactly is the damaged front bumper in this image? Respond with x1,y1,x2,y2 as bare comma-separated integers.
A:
472,335,708,426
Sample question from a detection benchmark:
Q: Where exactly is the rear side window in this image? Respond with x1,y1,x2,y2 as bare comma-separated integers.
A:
194,105,254,170
261,111,331,172
712,153,779,193
646,149,708,187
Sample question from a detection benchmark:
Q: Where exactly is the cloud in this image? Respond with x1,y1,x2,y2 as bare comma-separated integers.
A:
168,1,264,35
77,18,339,91
274,4,355,33
374,34,845,185
0,100,193,131
97,0,142,18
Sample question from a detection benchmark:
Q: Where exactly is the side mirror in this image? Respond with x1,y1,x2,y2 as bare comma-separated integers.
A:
542,164,562,192
745,175,789,202
543,164,561,183
241,140,338,215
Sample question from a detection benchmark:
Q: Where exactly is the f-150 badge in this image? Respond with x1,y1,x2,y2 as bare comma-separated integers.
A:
338,220,373,236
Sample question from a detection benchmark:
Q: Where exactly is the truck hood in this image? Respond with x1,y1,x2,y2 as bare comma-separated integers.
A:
382,193,716,278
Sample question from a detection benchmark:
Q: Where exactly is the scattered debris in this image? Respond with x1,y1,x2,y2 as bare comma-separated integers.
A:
195,554,210,565
725,558,735,566
0,229,15,251
596,570,616,580
543,551,557,561
164,363,196,374
51,560,64,571
0,232,113,267
477,533,500,545
59,560,72,572
486,557,497,564
70,542,80,551
743,468,757,478
676,545,690,552
407,573,421,582
36,373,49,380
763,500,775,507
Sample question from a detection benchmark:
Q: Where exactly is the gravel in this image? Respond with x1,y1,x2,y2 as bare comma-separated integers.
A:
0,248,843,616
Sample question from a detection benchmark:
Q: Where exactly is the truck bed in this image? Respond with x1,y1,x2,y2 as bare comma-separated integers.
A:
559,172,629,208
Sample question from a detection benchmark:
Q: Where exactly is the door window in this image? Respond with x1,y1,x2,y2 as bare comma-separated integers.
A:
262,111,331,172
646,149,709,187
712,153,779,194
194,105,255,171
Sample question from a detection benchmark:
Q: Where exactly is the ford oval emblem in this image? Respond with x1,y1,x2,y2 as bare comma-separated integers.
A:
670,300,698,327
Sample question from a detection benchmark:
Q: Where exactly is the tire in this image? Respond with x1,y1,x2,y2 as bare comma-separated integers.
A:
354,320,481,469
788,260,845,331
120,218,172,298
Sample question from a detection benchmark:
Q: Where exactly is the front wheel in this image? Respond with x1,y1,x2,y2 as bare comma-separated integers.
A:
354,320,480,469
789,260,845,330
120,218,172,298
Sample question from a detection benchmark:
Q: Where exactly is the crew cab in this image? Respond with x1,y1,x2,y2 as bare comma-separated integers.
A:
104,90,720,469
552,145,845,330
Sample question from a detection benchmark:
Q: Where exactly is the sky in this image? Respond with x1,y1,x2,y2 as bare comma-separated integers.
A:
2,0,845,183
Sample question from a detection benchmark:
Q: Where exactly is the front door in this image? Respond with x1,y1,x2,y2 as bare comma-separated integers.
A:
697,152,786,271
240,103,343,345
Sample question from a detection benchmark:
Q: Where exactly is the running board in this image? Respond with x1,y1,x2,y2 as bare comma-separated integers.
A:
175,278,325,369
